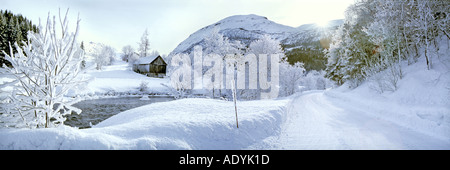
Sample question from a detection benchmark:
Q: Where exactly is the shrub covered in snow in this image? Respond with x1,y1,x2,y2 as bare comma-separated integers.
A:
300,70,333,92
279,61,305,97
139,81,149,92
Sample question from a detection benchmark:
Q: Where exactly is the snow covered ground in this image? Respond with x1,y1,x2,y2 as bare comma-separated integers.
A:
1,56,449,150
252,58,450,150
70,60,170,96
260,91,449,149
0,98,288,149
1,59,171,98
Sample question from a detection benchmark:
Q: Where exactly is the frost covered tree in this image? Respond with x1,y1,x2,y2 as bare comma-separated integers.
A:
0,10,84,128
301,70,330,91
202,27,245,99
138,29,150,57
404,0,449,69
325,0,448,90
279,61,305,96
94,45,115,70
363,0,448,92
204,27,244,56
364,0,409,92
149,50,160,57
247,34,284,55
121,45,135,62
165,53,192,99
325,0,377,87
80,41,86,69
245,34,284,99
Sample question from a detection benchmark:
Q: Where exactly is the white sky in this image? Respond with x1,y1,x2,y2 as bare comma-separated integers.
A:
1,0,355,55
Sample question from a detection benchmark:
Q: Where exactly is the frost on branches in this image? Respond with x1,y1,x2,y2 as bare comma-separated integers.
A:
0,10,85,128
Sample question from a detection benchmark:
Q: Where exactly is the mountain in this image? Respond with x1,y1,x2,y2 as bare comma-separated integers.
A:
282,19,343,70
171,14,298,54
170,14,343,70
283,19,344,49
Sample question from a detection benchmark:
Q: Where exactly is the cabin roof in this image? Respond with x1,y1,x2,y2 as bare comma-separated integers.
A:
134,55,165,65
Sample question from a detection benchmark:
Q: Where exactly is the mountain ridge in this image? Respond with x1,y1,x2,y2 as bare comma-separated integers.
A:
169,14,343,70
170,14,343,55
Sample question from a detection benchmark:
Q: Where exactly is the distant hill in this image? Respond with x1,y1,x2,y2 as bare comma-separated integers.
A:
170,14,343,71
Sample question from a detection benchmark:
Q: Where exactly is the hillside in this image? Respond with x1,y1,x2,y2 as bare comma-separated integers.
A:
170,14,297,54
170,14,342,70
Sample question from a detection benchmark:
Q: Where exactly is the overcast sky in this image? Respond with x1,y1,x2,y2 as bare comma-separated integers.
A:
2,0,355,55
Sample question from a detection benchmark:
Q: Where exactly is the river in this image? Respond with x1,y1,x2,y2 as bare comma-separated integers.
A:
64,96,174,129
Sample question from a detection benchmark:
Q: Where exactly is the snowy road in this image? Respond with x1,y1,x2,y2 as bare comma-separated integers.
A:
275,91,450,150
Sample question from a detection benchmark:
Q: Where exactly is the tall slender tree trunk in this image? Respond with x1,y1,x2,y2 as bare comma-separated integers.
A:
424,1,431,70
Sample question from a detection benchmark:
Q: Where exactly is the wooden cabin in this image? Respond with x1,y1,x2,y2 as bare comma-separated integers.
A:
133,55,167,78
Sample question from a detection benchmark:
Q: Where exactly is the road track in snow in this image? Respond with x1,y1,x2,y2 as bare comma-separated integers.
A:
276,91,449,150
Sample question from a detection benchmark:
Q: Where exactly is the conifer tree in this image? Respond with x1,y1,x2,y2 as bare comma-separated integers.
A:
0,10,38,67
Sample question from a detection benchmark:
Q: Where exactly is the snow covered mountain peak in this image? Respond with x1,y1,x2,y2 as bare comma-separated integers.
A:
213,14,296,33
169,14,343,56
216,14,268,24
170,14,300,54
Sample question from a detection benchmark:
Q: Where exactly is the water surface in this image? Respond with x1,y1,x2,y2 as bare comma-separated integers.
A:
64,96,174,129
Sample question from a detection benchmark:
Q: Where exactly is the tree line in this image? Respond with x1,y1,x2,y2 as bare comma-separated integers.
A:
0,10,39,67
325,0,449,90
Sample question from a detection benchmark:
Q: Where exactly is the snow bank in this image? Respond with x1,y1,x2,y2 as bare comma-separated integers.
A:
0,98,288,149
324,58,450,141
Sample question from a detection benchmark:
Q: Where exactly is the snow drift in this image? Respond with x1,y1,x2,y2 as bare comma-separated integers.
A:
326,57,450,141
0,98,288,149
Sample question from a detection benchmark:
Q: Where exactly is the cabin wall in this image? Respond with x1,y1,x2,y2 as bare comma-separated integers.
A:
137,64,150,73
133,56,167,78
149,64,166,74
